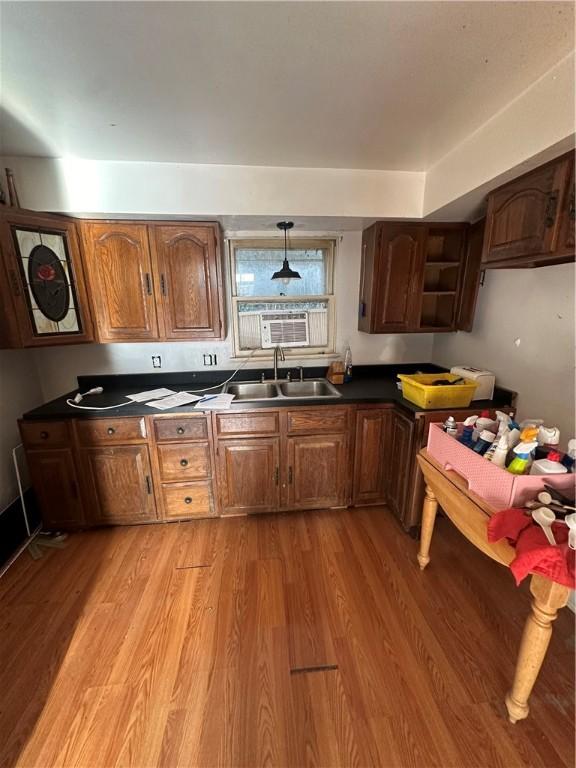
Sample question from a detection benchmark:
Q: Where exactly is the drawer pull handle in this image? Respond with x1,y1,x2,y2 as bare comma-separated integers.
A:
184,496,193,504
40,431,49,440
145,475,152,494
160,274,167,295
274,467,279,485
144,272,152,295
180,459,188,467
545,192,558,227
177,426,185,435
107,427,116,435
288,466,293,484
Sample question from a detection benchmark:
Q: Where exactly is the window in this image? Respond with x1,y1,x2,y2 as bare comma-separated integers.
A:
229,238,336,357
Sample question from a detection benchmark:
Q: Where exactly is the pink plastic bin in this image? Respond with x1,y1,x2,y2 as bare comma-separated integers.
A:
427,422,575,510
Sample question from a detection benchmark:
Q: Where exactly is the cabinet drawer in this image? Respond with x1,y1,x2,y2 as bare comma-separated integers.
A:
215,411,279,436
286,408,349,434
161,481,215,519
76,417,147,445
157,443,211,481
153,416,208,443
20,420,71,448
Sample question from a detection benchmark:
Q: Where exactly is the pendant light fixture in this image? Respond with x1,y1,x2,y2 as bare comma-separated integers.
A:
272,221,301,285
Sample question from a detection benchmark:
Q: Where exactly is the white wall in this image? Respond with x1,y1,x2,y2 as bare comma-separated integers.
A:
433,263,575,443
33,231,434,401
0,350,43,509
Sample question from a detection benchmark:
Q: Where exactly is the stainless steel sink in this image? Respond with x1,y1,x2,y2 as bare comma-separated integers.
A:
278,379,341,398
225,382,279,400
224,378,341,401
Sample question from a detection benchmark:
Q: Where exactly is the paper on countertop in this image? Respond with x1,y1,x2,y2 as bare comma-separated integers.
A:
146,392,202,410
127,388,176,402
194,393,235,410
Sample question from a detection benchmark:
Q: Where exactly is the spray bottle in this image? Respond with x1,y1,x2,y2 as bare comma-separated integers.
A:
507,441,538,475
458,415,478,447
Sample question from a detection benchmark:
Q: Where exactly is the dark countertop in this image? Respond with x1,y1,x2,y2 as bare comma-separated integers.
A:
22,364,516,420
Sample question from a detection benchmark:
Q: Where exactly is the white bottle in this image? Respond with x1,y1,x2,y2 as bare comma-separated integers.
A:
529,450,568,475
487,434,509,468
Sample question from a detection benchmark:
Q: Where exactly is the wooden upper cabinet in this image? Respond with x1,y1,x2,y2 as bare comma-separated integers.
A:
359,222,474,334
482,152,574,268
558,162,575,256
0,210,94,348
367,224,425,332
81,222,159,341
152,224,224,340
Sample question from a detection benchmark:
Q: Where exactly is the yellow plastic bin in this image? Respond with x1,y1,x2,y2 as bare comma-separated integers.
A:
397,373,478,409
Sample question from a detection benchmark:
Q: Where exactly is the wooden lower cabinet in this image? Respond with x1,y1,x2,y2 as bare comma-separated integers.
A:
386,409,416,523
286,434,349,509
26,448,84,529
79,445,157,525
217,438,280,515
161,481,214,520
353,408,391,504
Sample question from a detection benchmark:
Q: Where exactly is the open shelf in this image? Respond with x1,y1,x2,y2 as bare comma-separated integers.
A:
425,229,464,264
419,292,456,330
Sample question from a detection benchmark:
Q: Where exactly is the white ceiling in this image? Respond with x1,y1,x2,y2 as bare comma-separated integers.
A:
1,1,573,171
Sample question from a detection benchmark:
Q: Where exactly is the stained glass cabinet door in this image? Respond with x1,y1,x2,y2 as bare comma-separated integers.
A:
0,210,94,347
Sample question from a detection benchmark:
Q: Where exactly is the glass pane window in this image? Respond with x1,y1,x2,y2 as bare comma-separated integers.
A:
233,243,330,297
230,237,335,355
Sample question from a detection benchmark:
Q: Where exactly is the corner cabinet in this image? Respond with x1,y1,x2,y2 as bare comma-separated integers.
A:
359,221,480,333
80,220,225,342
482,151,575,268
0,209,94,348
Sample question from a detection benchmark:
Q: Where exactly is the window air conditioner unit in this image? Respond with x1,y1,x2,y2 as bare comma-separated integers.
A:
260,311,310,348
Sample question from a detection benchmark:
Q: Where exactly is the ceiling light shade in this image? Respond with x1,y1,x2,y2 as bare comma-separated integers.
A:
272,221,301,284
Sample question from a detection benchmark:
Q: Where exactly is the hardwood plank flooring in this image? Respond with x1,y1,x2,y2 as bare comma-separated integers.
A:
0,506,573,768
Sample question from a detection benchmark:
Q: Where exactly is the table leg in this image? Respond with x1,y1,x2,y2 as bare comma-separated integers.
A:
505,575,570,723
417,484,438,570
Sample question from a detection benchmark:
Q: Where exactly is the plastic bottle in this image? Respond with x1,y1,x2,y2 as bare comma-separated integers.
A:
473,430,495,455
343,345,353,383
458,415,478,447
507,441,538,475
529,450,568,475
486,434,509,468
473,410,497,442
442,416,458,437
535,425,561,460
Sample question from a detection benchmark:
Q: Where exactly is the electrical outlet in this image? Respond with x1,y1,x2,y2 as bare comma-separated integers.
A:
203,354,217,366
152,355,162,368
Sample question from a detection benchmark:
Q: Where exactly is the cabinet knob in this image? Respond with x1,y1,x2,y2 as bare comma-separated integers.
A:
177,426,185,435
184,496,192,504
40,431,49,440
180,458,188,467
107,427,116,435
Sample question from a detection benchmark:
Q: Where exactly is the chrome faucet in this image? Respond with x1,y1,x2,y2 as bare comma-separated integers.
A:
273,345,285,381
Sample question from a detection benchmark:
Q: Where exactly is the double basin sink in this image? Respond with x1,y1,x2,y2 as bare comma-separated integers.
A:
223,378,342,401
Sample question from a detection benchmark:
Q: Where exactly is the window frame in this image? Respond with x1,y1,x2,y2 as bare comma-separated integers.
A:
228,236,337,359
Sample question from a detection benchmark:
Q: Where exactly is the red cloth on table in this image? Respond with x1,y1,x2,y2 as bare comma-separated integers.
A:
487,508,575,588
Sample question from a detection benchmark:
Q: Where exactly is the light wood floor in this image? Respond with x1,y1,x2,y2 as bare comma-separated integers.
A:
1,506,574,768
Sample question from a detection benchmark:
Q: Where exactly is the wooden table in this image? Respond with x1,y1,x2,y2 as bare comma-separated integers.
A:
416,448,571,723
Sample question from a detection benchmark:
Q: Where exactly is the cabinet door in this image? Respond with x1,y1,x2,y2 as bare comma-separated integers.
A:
26,449,84,528
217,438,280,515
0,211,94,348
152,225,224,340
353,409,390,505
80,445,157,525
286,433,348,510
81,222,159,341
558,163,575,256
373,225,425,332
482,156,571,265
385,410,415,523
